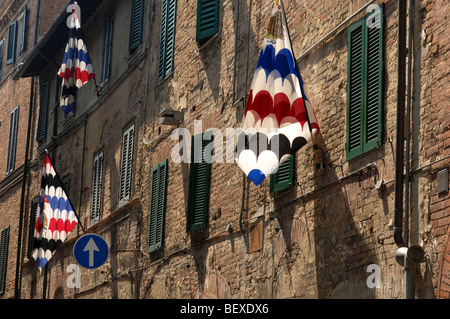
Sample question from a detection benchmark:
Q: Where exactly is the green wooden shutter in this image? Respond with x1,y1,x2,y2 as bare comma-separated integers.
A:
164,0,176,77
346,4,384,160
158,0,167,80
0,40,4,80
363,4,384,151
6,21,17,65
101,13,114,85
148,159,168,252
27,200,38,258
91,151,104,224
119,124,134,203
37,81,49,142
346,19,364,160
158,0,177,81
196,0,219,46
6,106,19,175
20,5,28,54
130,0,144,51
0,226,10,295
187,133,212,232
270,155,295,193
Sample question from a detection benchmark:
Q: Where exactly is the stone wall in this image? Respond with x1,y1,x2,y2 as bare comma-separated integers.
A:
0,0,54,299
136,0,449,299
5,0,449,299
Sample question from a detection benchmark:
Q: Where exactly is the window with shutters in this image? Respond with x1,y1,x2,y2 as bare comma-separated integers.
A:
19,6,29,54
158,0,177,81
0,39,4,80
37,81,49,142
17,6,28,56
54,75,62,106
119,124,135,205
148,159,168,253
196,0,219,46
91,151,104,224
0,226,10,296
130,0,144,51
100,13,114,86
27,200,38,259
6,21,17,65
346,4,384,161
187,133,212,232
270,155,295,194
6,106,19,175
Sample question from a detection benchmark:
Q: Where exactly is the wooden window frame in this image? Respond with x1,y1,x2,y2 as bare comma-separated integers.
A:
119,124,135,205
196,0,219,46
129,0,144,51
100,13,114,86
36,81,49,142
6,106,20,175
6,21,18,65
0,39,4,80
91,151,104,224
27,200,38,259
270,155,295,194
346,4,384,161
0,226,10,295
158,0,177,81
148,159,168,253
186,133,212,232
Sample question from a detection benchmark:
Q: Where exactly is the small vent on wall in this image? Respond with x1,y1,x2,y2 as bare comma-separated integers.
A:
437,168,448,194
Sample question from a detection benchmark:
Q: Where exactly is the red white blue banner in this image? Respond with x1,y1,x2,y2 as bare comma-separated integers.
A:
32,153,78,272
58,6,95,115
236,0,319,186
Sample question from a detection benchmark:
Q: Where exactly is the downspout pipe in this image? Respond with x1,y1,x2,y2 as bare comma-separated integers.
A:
232,0,239,105
14,0,41,300
395,0,422,299
404,0,414,250
404,0,416,300
394,0,407,249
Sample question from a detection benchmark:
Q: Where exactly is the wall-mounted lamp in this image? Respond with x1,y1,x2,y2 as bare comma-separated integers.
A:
160,108,183,125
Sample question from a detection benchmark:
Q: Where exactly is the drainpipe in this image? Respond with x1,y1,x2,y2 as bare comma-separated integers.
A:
14,0,41,300
395,244,425,299
394,0,407,249
232,0,239,105
395,0,424,299
404,0,414,251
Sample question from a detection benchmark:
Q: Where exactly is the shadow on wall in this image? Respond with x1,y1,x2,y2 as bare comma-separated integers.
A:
311,132,378,298
301,20,380,298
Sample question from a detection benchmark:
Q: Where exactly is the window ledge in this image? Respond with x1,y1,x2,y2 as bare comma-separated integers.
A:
157,71,173,86
197,33,218,50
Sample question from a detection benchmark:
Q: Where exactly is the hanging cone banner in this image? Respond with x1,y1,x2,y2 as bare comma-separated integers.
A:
236,0,319,186
32,153,78,273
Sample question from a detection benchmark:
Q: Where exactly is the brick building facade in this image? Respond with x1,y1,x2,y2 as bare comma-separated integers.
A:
0,0,448,299
0,0,68,298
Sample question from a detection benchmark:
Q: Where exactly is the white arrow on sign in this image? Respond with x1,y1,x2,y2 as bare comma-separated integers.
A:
83,237,100,267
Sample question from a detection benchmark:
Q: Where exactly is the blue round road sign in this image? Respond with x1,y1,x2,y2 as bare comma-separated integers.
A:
73,234,109,269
